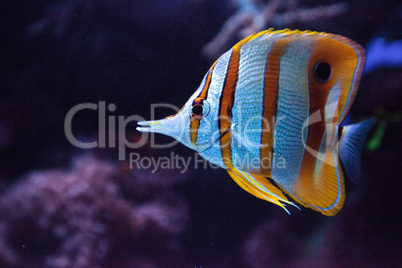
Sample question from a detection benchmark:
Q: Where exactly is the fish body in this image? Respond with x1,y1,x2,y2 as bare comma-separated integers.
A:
138,29,374,216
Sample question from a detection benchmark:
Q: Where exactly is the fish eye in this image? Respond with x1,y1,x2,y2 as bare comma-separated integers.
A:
314,62,332,83
191,98,210,119
192,104,203,118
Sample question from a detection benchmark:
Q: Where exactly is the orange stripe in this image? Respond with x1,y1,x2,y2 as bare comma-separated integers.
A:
300,35,357,179
218,47,243,168
327,33,365,124
294,35,362,211
190,61,217,145
218,33,268,168
259,39,290,175
190,119,201,145
299,49,329,181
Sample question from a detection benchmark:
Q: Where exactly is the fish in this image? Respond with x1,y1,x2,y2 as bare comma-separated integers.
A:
137,28,375,216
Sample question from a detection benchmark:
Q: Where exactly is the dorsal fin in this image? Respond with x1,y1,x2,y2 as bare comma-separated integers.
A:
232,28,330,49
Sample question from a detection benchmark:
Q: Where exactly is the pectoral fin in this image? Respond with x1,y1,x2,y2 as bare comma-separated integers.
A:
339,118,377,183
227,167,298,214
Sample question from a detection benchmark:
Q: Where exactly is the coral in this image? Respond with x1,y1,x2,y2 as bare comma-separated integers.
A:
243,218,300,267
0,154,188,267
202,0,348,59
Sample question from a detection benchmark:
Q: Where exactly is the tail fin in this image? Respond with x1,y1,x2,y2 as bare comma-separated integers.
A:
338,118,377,183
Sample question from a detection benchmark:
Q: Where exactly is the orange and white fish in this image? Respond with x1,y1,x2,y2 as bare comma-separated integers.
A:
137,29,375,216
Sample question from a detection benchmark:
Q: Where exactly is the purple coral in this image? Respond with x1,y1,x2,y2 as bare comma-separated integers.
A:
0,154,188,267
202,0,348,59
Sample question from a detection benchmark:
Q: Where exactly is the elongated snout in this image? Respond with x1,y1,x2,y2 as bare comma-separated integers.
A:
137,114,187,142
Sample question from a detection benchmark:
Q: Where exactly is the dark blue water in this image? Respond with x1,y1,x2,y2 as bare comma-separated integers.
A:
0,0,401,267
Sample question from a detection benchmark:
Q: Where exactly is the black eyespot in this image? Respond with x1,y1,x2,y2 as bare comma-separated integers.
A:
314,62,332,83
192,104,204,118
191,98,210,119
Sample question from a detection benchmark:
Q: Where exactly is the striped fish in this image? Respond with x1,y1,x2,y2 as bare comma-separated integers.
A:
137,29,375,216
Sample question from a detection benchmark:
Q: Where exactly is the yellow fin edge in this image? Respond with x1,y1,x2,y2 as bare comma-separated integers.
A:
227,167,299,214
234,28,329,47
